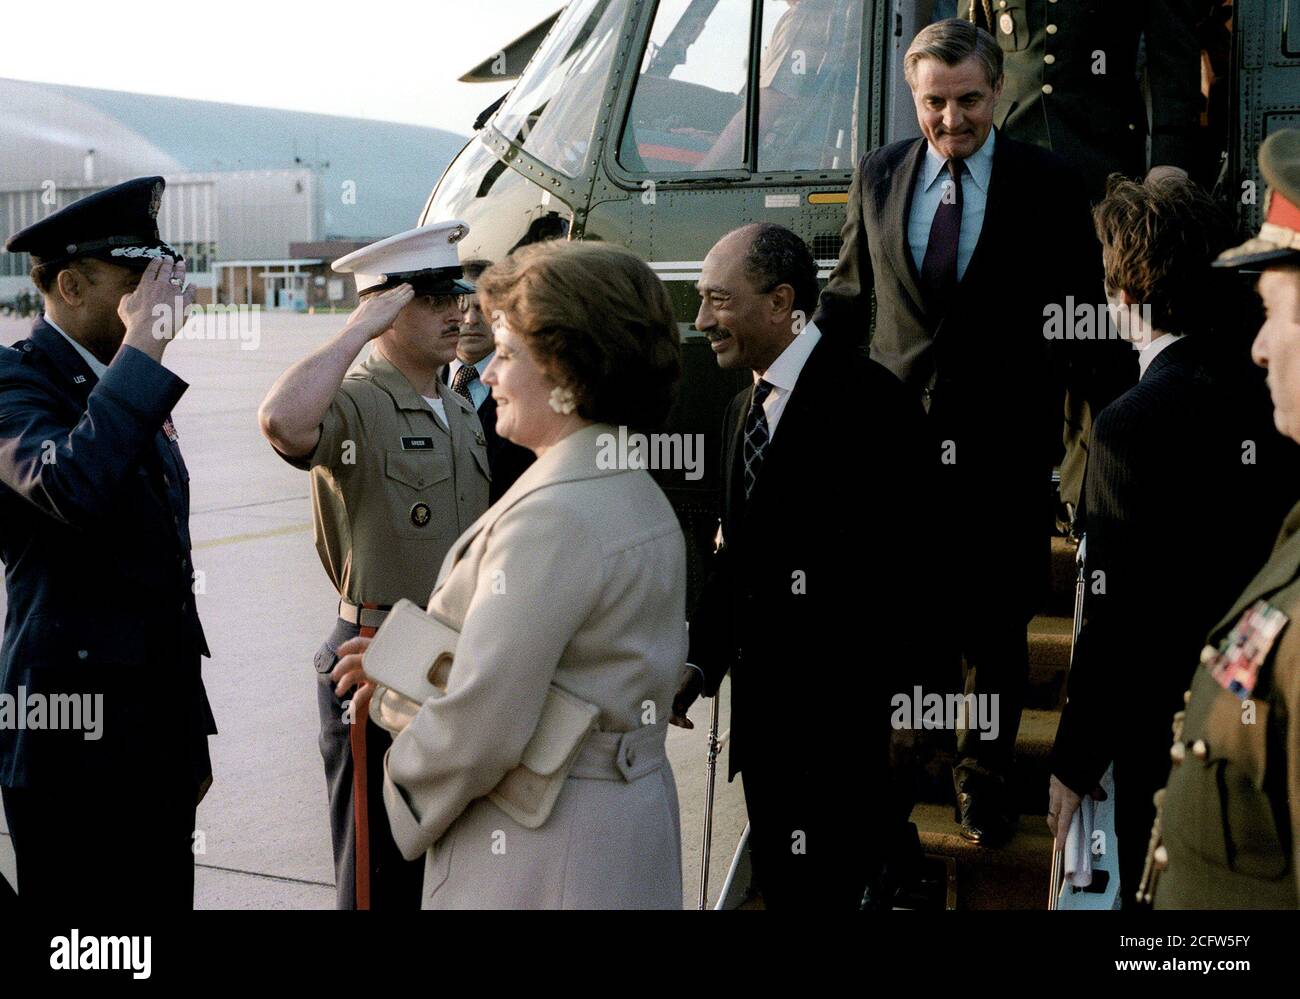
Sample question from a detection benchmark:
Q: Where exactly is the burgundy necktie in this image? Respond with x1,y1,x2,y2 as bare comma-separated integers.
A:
921,158,964,305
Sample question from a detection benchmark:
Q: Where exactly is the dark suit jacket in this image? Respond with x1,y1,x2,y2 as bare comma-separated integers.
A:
689,334,940,781
441,363,534,504
0,319,215,790
1051,336,1299,797
813,131,1135,609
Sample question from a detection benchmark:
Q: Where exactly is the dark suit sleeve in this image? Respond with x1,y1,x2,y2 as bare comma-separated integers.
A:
0,344,185,528
1050,407,1136,795
1144,0,1203,172
812,155,873,346
687,396,743,696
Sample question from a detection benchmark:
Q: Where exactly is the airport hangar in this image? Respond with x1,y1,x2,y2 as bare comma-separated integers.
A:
0,77,466,310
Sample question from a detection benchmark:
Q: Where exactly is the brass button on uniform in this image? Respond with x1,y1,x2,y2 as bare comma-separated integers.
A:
1192,739,1208,760
1153,845,1169,870
1046,23,1058,34
1184,689,1193,704
1170,741,1186,764
1044,54,1056,65
1042,84,1054,95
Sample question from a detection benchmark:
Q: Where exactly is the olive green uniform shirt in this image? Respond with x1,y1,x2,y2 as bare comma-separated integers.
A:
282,351,491,607
1154,501,1300,909
966,0,1202,200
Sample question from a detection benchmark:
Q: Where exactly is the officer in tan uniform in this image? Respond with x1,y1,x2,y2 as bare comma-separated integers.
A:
1142,130,1300,908
258,220,490,908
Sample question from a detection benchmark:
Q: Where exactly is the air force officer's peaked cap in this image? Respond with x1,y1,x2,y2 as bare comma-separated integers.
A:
332,221,475,297
1216,130,1300,270
4,176,182,272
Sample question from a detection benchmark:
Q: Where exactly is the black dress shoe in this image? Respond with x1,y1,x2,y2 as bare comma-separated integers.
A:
955,788,1014,847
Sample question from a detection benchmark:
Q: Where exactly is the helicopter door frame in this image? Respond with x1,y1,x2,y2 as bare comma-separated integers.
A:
475,0,650,238
602,0,886,194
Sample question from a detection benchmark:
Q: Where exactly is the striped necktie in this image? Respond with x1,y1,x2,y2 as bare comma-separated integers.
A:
743,379,774,501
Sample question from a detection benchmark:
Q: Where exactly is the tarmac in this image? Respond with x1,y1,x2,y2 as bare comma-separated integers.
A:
0,311,748,910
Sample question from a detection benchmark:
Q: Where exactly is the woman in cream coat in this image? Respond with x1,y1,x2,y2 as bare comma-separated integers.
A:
335,241,687,908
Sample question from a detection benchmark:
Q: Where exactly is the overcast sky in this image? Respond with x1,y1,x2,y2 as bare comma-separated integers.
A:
1,1,564,135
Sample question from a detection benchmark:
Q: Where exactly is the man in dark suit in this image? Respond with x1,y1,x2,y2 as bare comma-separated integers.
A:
957,0,1203,513
1047,177,1300,904
0,178,216,908
671,223,936,908
813,19,1131,844
443,259,533,503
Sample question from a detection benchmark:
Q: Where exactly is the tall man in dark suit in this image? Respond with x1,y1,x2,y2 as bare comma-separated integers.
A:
813,19,1122,844
443,259,534,502
671,223,935,908
0,178,216,908
1047,177,1300,904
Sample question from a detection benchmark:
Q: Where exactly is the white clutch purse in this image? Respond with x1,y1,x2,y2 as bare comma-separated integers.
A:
365,598,600,828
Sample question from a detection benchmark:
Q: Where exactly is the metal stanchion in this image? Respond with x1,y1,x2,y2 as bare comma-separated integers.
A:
1051,532,1089,911
697,691,721,910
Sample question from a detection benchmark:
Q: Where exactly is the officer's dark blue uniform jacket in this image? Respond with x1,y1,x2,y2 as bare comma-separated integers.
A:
0,318,215,789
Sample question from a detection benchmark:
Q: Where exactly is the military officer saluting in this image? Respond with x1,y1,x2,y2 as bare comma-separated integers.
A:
1144,129,1300,908
0,177,216,908
258,221,490,909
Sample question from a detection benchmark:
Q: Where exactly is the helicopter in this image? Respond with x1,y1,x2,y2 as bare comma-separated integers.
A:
419,0,1300,908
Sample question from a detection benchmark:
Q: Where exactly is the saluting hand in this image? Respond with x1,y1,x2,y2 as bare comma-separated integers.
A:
332,635,376,722
120,256,195,362
342,283,415,342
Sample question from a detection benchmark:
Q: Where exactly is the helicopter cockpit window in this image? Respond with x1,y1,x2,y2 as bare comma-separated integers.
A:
619,0,861,174
756,0,860,171
491,0,626,179
617,0,754,173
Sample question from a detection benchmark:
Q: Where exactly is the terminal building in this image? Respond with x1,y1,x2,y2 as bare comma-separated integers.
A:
0,77,466,308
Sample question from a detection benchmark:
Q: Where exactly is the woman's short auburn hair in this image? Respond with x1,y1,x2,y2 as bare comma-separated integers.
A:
1092,174,1239,335
476,241,682,429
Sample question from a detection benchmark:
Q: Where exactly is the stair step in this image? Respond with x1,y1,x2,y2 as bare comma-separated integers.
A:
1028,614,1072,710
911,708,1061,816
912,801,1054,910
1045,535,1079,617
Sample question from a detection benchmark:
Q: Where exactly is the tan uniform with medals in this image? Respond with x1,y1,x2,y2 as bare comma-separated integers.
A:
290,350,490,604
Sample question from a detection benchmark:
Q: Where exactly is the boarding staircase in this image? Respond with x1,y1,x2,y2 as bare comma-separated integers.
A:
905,534,1078,910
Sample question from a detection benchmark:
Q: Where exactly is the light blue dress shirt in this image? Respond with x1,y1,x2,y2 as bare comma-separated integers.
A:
907,127,996,284
447,352,493,411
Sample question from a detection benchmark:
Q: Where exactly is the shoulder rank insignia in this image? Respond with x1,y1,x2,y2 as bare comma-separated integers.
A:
1202,599,1290,699
162,417,179,443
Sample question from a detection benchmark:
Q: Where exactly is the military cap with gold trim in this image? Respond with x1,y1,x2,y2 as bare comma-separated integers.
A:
1216,130,1300,270
332,220,474,298
4,176,182,274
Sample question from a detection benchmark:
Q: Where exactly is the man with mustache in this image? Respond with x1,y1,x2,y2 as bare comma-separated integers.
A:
813,19,1107,845
441,259,533,503
258,221,490,908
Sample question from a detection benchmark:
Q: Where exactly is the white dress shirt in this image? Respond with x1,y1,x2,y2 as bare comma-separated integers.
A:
907,127,996,283
1137,331,1184,380
755,320,822,439
44,315,108,379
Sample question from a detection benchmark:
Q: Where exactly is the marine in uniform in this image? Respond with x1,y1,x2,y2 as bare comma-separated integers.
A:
1144,130,1300,908
0,177,216,908
959,1,1203,511
258,221,490,909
